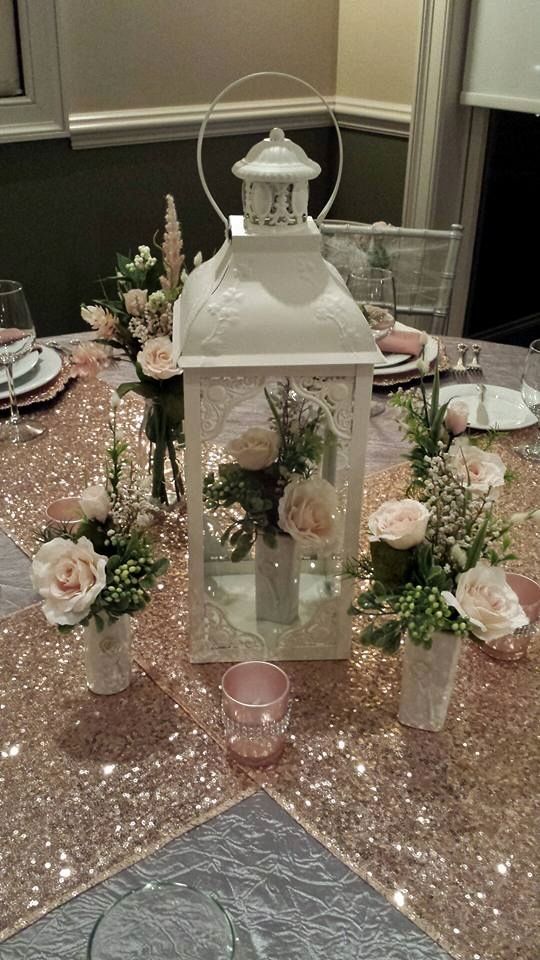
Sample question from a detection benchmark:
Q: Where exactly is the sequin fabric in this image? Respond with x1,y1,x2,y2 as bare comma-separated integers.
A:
0,605,255,941
1,379,539,959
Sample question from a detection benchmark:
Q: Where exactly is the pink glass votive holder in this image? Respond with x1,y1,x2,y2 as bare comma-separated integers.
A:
46,497,84,534
221,661,291,767
481,572,540,661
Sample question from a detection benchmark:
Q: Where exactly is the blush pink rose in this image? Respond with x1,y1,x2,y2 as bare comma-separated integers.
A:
278,477,339,555
32,536,107,626
137,336,177,380
368,499,429,550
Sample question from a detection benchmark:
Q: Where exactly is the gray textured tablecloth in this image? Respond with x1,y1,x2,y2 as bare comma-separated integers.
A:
0,792,449,959
0,335,529,958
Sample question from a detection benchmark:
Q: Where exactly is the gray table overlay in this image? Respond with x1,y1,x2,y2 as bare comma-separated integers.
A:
0,335,530,958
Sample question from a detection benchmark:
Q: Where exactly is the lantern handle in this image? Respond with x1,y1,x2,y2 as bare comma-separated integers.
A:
197,71,343,233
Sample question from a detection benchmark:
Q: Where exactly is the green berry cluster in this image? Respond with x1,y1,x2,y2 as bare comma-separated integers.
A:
393,583,468,647
100,531,164,618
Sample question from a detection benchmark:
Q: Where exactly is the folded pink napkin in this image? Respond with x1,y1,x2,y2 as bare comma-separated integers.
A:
379,329,424,356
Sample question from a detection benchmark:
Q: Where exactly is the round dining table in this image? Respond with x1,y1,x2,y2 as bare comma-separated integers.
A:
0,333,536,960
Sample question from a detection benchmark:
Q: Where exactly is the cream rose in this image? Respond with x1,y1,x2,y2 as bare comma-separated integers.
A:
80,484,111,523
80,304,117,339
123,288,148,316
278,476,339,555
227,427,279,471
445,399,468,436
448,441,506,498
137,336,178,380
368,499,429,551
32,536,107,626
452,562,528,642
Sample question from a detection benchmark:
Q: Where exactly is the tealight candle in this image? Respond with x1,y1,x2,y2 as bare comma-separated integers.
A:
482,572,540,661
221,661,291,767
46,497,84,534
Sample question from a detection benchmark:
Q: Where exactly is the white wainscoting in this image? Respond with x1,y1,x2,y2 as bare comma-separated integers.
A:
68,96,411,150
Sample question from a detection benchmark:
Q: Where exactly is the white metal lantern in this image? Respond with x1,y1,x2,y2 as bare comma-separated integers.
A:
174,73,380,663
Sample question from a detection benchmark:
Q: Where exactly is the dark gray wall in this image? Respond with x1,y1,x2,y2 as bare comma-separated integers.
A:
0,127,408,336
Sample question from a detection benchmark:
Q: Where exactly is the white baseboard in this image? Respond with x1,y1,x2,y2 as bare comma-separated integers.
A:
69,95,411,149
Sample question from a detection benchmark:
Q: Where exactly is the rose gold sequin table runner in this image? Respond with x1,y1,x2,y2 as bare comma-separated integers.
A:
1,378,539,959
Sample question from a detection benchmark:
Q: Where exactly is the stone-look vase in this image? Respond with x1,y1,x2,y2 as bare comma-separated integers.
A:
398,630,461,732
255,534,300,624
84,615,132,695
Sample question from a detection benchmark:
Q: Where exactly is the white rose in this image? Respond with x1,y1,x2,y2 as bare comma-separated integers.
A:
137,336,178,380
445,399,468,436
453,562,528,642
227,427,279,471
368,499,430,550
448,441,506,498
278,476,339,555
80,484,110,523
123,288,148,316
31,536,107,626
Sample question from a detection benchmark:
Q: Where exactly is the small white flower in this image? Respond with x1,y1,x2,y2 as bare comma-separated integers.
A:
416,357,429,377
110,391,120,411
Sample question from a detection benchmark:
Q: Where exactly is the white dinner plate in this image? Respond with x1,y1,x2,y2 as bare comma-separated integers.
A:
0,346,62,401
0,349,40,384
438,383,536,431
374,350,412,369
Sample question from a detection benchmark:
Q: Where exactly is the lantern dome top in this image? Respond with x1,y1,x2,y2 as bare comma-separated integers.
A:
232,128,321,183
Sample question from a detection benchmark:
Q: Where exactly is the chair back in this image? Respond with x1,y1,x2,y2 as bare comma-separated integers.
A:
320,221,463,336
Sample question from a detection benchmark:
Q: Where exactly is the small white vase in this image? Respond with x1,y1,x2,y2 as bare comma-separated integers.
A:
398,630,461,732
84,614,132,695
255,534,300,624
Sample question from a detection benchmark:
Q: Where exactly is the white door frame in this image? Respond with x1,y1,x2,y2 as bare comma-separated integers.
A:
402,0,490,336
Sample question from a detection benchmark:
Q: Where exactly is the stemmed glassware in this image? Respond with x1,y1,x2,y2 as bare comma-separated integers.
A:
347,267,396,418
0,280,45,443
518,338,540,461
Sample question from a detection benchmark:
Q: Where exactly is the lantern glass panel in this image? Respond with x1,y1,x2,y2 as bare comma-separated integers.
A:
192,370,358,662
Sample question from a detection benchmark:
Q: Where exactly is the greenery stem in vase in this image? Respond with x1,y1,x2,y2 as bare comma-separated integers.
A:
347,352,540,728
80,194,202,506
31,407,169,693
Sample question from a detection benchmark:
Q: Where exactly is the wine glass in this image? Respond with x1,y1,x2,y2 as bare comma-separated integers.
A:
518,338,540,460
0,280,45,443
347,267,396,417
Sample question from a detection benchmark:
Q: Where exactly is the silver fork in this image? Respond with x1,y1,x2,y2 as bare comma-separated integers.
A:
467,343,483,375
453,342,469,376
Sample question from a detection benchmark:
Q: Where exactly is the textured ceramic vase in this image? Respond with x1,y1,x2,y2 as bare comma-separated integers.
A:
84,615,132,695
398,630,461,732
255,534,300,624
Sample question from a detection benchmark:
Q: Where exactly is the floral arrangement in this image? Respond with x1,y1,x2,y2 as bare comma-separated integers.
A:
80,195,201,504
203,381,339,561
348,360,538,652
32,411,168,632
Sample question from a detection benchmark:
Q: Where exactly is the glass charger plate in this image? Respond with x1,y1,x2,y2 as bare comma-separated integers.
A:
0,356,75,413
87,882,236,960
438,383,536,430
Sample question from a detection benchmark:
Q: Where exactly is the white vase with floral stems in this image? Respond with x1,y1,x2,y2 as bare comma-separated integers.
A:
84,614,132,695
255,533,300,624
398,630,462,732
